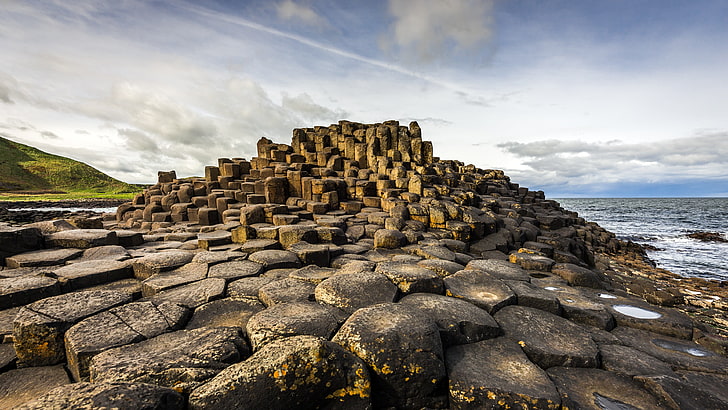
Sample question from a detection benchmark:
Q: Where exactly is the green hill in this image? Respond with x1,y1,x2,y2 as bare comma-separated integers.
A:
0,135,140,195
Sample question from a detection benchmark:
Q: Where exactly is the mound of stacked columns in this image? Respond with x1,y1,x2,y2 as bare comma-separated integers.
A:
115,120,548,245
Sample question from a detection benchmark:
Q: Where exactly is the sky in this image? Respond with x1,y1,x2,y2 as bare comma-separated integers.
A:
1,0,727,197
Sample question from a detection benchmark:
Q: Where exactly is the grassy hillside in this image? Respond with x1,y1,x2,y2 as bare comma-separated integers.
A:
0,136,142,198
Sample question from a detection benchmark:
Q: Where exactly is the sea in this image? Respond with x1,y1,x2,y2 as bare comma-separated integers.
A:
555,198,728,282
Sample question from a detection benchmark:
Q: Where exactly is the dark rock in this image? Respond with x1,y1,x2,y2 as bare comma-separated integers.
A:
258,277,316,306
90,326,249,393
373,229,407,249
636,371,728,410
333,302,447,409
494,305,600,368
147,278,226,309
315,271,397,314
599,344,674,377
237,238,282,253
606,298,694,339
375,261,444,295
547,367,664,410
0,365,70,409
45,229,118,248
0,342,15,370
504,280,561,314
465,258,531,281
0,275,61,310
443,269,515,314
415,245,457,261
446,338,560,409
15,382,185,410
53,260,132,291
555,289,615,330
509,252,555,271
246,302,342,350
551,263,604,288
189,335,371,409
0,225,43,263
186,297,264,332
13,290,133,366
399,293,500,346
686,231,727,242
287,241,332,266
5,248,83,268
65,301,189,381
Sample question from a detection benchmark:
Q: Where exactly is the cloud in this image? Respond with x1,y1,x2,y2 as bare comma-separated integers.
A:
498,132,728,190
383,0,495,62
276,0,328,28
281,92,348,122
40,130,59,139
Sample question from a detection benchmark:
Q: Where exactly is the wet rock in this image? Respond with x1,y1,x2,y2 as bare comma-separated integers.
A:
443,269,515,314
606,299,693,339
465,258,531,282
494,305,599,369
315,271,397,314
248,249,302,270
15,382,185,410
13,290,133,366
547,367,664,410
636,371,728,410
90,326,248,392
599,344,674,377
333,302,447,409
446,338,560,409
189,335,371,410
246,302,342,350
186,297,264,332
0,365,70,409
400,293,501,346
551,263,604,289
613,327,728,374
207,260,263,281
147,278,226,309
258,277,316,306
53,259,132,291
373,229,407,249
375,261,443,295
45,229,118,249
65,301,189,381
0,275,61,310
504,280,561,315
131,250,196,280
5,248,83,268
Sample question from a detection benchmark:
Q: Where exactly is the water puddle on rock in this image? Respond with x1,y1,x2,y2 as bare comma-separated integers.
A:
612,305,662,319
598,293,617,299
593,393,638,410
543,286,562,291
652,339,713,357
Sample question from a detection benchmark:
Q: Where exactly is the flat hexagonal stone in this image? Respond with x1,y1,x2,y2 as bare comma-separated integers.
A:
414,245,457,261
15,382,185,410
315,271,397,314
400,293,501,346
131,250,196,280
226,277,277,300
612,327,728,374
0,275,61,310
207,260,263,281
90,326,249,393
288,265,337,284
635,371,728,410
80,245,130,261
417,259,463,277
443,270,515,314
53,260,132,291
237,239,282,253
192,250,247,265
147,278,226,309
246,302,342,350
141,262,209,297
465,259,531,282
504,280,561,315
373,229,407,249
186,297,264,332
13,290,133,366
45,229,118,249
5,248,83,268
258,278,315,306
248,250,302,270
547,367,663,410
550,263,604,288
197,230,232,250
189,335,370,409
333,303,446,409
493,305,599,369
375,261,444,295
606,298,693,339
509,252,555,271
554,289,615,330
446,338,560,409
0,365,71,409
599,344,674,377
65,301,189,381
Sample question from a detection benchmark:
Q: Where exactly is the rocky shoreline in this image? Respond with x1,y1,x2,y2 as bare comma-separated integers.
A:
0,199,127,225
1,120,726,409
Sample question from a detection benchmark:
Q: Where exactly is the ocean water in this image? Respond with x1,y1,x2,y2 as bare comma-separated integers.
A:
555,198,728,281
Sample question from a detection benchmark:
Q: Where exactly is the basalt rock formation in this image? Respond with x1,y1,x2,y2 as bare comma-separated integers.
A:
1,120,727,409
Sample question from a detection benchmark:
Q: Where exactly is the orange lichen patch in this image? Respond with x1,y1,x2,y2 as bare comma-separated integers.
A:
518,340,526,348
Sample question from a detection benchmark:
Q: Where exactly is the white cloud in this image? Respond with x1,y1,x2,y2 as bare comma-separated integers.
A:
276,0,328,28
384,0,495,62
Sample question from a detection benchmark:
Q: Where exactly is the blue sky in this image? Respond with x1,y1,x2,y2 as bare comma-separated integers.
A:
1,0,727,197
